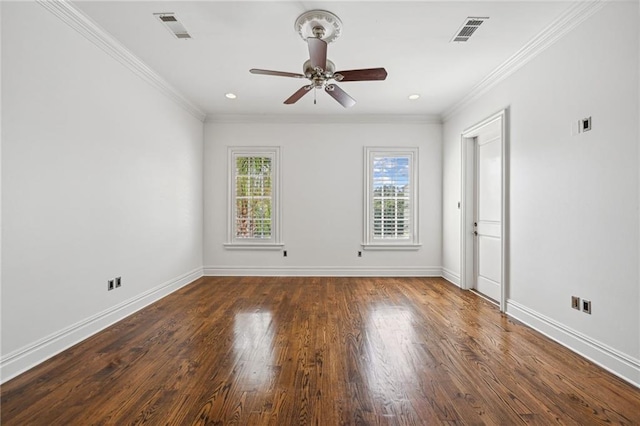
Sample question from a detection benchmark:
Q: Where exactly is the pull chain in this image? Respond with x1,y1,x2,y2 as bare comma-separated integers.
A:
314,88,317,105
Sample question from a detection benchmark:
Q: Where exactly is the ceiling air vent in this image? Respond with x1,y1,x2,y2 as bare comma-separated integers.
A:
154,13,191,39
451,17,489,42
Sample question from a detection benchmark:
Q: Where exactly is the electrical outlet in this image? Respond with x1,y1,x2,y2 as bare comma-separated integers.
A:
115,277,121,288
358,251,362,257
283,250,287,257
572,117,592,135
582,299,592,314
108,279,115,291
571,296,580,310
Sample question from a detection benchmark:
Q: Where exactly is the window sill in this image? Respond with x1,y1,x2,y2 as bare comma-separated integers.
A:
224,243,284,251
361,243,422,251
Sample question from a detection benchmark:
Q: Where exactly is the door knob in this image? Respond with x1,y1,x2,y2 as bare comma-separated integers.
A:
474,231,478,236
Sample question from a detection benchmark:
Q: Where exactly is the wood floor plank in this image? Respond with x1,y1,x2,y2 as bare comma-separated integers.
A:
2,277,639,425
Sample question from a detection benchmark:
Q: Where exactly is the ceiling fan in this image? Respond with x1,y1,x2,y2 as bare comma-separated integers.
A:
249,10,388,108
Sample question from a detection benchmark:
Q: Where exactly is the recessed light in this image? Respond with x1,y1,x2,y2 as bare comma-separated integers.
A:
408,94,420,100
225,93,237,99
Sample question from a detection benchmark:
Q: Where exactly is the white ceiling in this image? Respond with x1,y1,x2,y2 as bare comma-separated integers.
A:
74,1,575,117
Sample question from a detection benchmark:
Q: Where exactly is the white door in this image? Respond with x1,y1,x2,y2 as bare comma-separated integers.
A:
474,121,502,301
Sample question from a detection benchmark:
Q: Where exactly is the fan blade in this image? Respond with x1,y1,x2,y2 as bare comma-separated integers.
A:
307,38,328,71
325,84,356,108
284,85,313,104
250,69,305,78
334,68,388,82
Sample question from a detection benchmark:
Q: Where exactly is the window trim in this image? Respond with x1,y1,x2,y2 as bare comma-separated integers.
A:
225,146,283,250
363,147,421,251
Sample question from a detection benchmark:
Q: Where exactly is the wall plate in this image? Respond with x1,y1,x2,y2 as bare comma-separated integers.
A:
571,296,580,310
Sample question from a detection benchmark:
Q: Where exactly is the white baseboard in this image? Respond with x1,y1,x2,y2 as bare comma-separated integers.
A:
203,265,443,277
6,269,637,392
0,267,203,384
506,299,640,389
441,267,461,286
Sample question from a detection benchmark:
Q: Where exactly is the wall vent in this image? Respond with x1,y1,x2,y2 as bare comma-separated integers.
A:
154,13,192,39
451,17,489,42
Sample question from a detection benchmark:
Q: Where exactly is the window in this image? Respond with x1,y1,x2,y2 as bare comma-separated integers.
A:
363,147,420,250
226,147,282,249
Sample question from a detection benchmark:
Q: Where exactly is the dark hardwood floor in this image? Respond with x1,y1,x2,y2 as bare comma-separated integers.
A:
2,277,639,425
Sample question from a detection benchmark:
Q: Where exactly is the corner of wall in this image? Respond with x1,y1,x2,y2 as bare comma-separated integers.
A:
441,268,461,287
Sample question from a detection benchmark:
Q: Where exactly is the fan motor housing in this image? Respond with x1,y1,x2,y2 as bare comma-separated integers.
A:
303,59,335,77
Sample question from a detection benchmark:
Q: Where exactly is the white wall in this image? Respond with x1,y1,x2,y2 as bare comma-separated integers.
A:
0,1,3,364
638,0,640,376
204,118,442,276
1,2,204,381
4,0,637,389
442,2,639,385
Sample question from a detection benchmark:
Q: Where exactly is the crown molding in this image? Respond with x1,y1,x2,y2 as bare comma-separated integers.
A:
442,0,608,122
206,113,442,125
37,0,206,122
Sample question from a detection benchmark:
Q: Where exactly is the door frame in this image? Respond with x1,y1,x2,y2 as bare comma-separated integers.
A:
460,109,509,312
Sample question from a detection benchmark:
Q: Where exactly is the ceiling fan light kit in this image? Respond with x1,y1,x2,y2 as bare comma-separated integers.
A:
249,9,387,108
